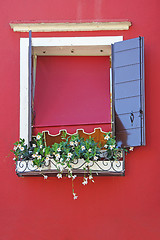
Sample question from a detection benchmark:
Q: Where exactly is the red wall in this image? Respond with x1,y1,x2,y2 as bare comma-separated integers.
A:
0,0,160,239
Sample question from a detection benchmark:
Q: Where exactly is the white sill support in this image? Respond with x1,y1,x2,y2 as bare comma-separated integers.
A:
10,21,131,32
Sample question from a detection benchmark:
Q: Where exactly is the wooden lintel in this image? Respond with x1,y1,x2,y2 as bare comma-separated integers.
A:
10,21,132,32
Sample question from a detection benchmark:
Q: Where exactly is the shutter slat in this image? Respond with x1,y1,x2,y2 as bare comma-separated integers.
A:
115,112,141,130
115,96,141,115
116,128,142,147
115,80,141,99
112,37,145,147
114,48,140,68
114,37,140,52
114,64,140,83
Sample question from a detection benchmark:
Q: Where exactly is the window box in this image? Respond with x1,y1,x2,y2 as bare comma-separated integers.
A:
15,128,125,177
16,158,125,177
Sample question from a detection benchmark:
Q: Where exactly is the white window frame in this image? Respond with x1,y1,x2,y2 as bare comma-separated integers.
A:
20,36,123,144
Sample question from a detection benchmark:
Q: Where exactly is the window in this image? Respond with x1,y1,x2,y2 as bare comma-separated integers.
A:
20,35,145,148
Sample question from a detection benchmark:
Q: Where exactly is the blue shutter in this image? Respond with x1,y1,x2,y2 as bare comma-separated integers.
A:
112,37,145,147
28,30,32,142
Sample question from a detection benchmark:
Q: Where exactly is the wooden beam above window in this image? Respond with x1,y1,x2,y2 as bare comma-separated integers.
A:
33,45,111,56
10,21,131,32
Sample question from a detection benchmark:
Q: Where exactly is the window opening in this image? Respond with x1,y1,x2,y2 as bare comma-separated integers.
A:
20,35,123,144
32,55,111,136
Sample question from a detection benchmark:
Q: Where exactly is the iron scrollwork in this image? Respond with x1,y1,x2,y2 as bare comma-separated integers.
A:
16,150,125,176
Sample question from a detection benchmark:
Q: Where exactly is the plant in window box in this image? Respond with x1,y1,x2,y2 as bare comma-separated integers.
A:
12,130,129,199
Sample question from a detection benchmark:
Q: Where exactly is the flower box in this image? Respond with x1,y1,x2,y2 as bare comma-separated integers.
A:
16,158,125,176
14,128,126,177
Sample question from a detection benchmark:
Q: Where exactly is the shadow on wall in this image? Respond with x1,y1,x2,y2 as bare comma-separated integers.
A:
115,112,127,147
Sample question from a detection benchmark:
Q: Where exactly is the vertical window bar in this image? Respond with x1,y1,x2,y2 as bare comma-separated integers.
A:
28,30,32,143
32,54,37,125
111,44,115,137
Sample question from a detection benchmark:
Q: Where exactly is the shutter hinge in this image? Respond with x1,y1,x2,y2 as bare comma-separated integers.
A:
139,109,143,117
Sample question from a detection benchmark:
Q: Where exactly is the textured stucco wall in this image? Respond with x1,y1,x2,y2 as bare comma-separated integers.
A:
0,0,160,239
